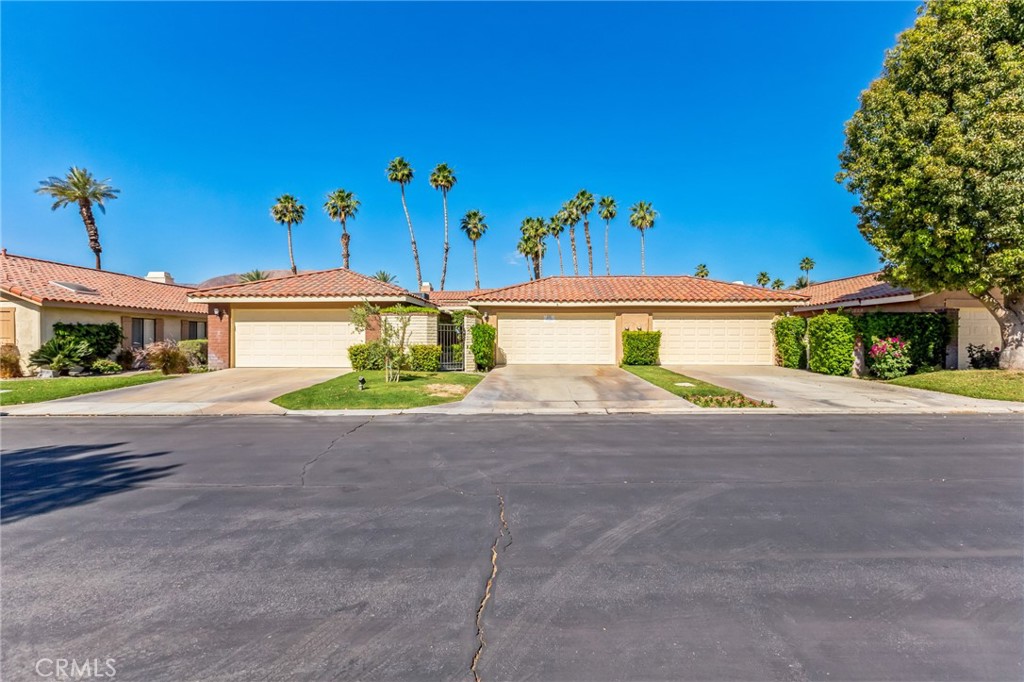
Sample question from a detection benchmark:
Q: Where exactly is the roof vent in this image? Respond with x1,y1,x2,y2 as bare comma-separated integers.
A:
50,281,99,295
145,271,175,284
731,280,745,285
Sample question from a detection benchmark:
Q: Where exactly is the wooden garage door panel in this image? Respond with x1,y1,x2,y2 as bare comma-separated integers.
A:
499,314,615,364
654,314,774,365
233,309,362,368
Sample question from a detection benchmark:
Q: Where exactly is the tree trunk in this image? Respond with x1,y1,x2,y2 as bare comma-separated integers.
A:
533,251,541,280
604,219,610,275
976,291,1024,370
473,241,480,289
640,230,646,275
400,185,422,288
556,237,564,275
569,226,578,275
287,224,297,274
78,199,103,269
583,216,593,275
340,222,351,269
440,190,450,290
525,257,533,280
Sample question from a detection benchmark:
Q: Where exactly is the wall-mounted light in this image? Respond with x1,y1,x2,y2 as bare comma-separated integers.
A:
212,307,222,319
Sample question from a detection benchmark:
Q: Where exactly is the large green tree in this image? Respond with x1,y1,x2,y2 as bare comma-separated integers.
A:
837,0,1024,368
598,196,617,275
387,157,423,289
270,194,305,275
36,167,120,269
460,209,488,289
323,188,360,269
429,163,457,290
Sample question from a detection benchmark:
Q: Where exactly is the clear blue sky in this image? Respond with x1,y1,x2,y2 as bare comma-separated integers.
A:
1,1,921,289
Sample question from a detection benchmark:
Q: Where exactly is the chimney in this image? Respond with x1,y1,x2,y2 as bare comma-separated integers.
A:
420,281,433,293
145,271,175,284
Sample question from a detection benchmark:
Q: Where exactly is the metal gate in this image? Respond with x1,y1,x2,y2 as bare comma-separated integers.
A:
438,322,464,371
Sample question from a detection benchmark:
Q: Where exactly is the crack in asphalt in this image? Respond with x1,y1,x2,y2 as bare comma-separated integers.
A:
471,487,510,682
299,418,372,487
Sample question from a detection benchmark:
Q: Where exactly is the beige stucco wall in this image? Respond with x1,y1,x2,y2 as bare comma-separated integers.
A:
382,313,438,347
0,295,42,371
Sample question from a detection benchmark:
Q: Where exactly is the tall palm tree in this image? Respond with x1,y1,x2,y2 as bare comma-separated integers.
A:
694,264,710,278
628,201,657,274
792,275,810,290
374,270,398,284
429,163,457,290
239,269,269,282
516,234,535,280
598,196,617,275
460,209,488,289
520,217,548,280
35,167,120,269
771,278,785,290
271,194,305,275
548,212,566,275
799,256,815,285
574,190,595,275
561,200,581,275
756,271,770,288
323,189,360,269
387,157,422,289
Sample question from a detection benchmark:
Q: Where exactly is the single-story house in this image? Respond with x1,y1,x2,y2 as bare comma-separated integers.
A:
188,268,434,369
468,276,809,365
0,251,208,371
421,288,494,312
793,273,1002,369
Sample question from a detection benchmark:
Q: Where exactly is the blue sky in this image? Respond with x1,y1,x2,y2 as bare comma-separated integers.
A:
1,1,921,289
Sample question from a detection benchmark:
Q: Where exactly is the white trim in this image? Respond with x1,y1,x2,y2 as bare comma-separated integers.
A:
470,300,804,308
794,293,923,313
187,294,431,306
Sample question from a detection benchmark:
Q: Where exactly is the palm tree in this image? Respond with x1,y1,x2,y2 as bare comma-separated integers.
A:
756,271,770,288
561,200,581,275
239,269,269,282
771,278,785,290
460,209,488,289
35,167,120,269
628,201,657,274
270,194,305,275
598,196,617,275
516,234,535,280
429,163,457,290
520,217,548,280
694,264,709,278
323,189,360,269
548,213,566,275
792,275,810,290
374,270,398,284
799,256,816,285
574,190,595,275
387,157,422,289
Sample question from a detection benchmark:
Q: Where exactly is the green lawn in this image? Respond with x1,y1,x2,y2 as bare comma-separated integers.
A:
272,370,484,410
887,370,1024,402
622,365,772,408
0,371,172,405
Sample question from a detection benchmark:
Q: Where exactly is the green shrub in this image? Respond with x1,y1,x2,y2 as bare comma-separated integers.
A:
178,339,208,367
471,324,496,371
0,343,23,378
807,312,856,376
967,343,1001,369
868,336,912,379
29,337,91,373
115,347,136,371
144,341,190,375
408,344,442,372
348,342,387,370
853,312,950,372
380,305,439,315
52,322,123,361
91,358,122,374
772,316,807,369
450,343,463,359
449,310,480,330
621,330,661,365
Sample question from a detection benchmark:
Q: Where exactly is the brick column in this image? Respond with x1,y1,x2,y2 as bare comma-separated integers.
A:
207,304,231,369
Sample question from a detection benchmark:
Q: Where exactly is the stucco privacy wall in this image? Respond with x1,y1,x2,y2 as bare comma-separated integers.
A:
0,297,42,371
382,313,437,347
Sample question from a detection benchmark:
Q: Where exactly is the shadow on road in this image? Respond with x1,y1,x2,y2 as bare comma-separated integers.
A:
1,443,179,524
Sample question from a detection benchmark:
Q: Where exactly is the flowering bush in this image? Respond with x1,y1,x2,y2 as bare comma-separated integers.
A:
966,343,1001,369
869,336,912,379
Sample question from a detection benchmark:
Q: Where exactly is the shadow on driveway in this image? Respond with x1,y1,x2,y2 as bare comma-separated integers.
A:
1,443,179,524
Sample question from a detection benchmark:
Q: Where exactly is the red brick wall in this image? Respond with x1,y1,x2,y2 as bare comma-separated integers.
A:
207,304,231,369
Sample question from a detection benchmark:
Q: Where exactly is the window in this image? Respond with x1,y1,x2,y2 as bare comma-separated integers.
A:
131,318,156,347
186,321,207,340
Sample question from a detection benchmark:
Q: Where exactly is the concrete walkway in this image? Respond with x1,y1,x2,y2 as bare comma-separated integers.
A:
2,368,340,416
668,365,1024,413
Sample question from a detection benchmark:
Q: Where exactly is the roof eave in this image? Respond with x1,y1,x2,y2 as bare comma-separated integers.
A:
794,293,923,312
469,299,806,307
186,294,435,307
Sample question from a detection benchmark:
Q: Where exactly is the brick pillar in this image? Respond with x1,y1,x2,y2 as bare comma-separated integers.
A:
463,315,478,370
207,304,231,369
365,314,381,342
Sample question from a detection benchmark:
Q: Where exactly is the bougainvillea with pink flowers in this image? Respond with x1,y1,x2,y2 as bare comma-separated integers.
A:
869,336,912,379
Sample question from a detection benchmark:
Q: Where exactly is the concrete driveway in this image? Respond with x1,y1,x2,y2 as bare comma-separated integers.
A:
452,364,692,413
2,368,340,416
669,365,1024,413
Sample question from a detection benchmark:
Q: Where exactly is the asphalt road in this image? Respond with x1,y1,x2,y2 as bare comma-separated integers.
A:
1,414,1022,681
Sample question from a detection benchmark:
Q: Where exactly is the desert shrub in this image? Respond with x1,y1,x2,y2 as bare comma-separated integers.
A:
807,312,856,376
144,341,190,375
348,342,387,371
868,336,912,379
178,339,208,367
408,344,442,372
52,322,123,361
772,316,807,369
91,358,122,375
853,312,950,372
0,344,22,378
115,347,136,371
28,337,91,374
470,324,496,371
967,343,1001,369
621,330,661,365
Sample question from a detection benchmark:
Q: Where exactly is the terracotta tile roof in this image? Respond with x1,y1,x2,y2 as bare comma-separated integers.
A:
0,252,206,315
189,267,432,304
424,289,495,306
796,273,913,308
469,276,809,304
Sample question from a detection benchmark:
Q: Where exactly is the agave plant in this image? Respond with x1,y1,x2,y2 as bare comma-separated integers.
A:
28,337,92,374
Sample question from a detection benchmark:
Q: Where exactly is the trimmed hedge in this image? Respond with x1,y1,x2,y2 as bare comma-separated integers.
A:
621,330,661,365
470,324,496,371
807,312,856,376
380,305,440,315
52,322,123,361
772,316,807,369
408,344,442,372
852,312,950,372
348,342,386,370
178,339,208,367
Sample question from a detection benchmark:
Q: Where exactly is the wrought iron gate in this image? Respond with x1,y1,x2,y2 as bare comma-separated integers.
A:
438,322,464,371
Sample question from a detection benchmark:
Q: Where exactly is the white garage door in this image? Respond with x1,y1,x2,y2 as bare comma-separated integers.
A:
498,313,615,364
233,308,364,368
654,313,774,365
957,308,1001,369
